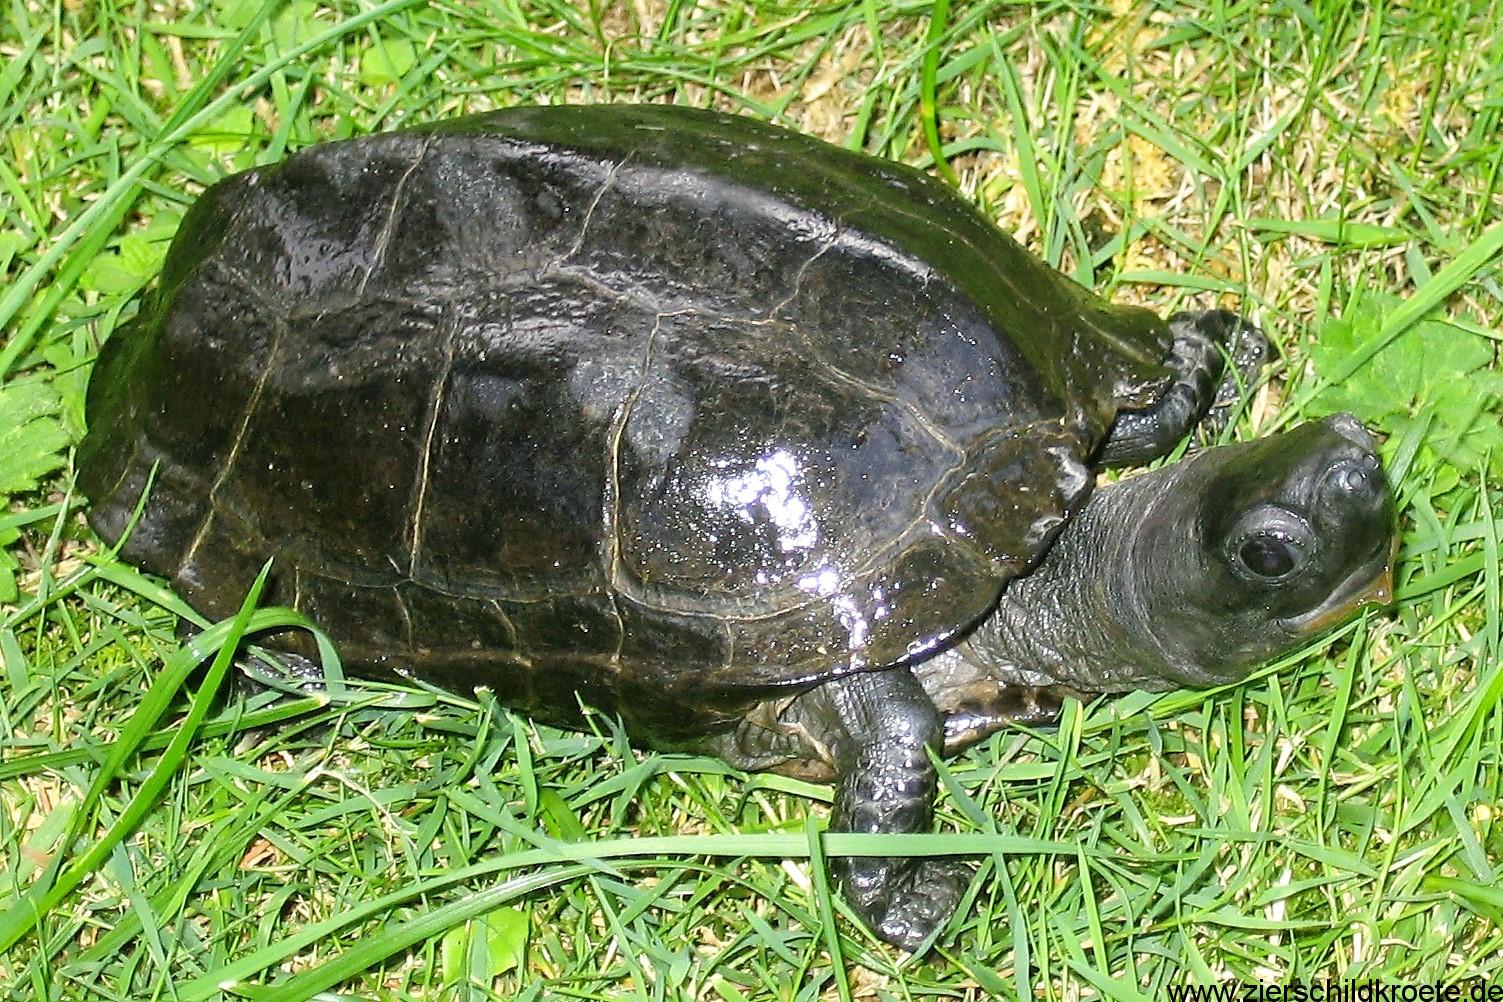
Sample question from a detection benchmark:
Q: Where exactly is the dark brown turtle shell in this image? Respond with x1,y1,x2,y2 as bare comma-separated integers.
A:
78,104,1176,742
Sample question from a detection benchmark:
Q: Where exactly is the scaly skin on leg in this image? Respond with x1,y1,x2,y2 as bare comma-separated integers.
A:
824,668,972,950
173,617,328,700
939,682,1090,757
1202,312,1272,436
1099,310,1270,466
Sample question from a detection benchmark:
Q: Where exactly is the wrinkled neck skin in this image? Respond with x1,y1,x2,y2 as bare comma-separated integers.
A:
955,456,1252,694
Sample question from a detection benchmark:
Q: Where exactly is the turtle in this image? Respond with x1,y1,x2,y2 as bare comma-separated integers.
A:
77,104,1397,949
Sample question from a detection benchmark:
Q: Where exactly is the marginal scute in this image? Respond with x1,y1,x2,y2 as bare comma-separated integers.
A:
79,105,1178,740
617,594,732,666
935,424,1094,576
293,572,411,657
91,450,210,589
173,503,291,609
859,534,1007,666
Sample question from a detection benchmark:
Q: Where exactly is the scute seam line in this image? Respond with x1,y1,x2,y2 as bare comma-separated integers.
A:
602,308,669,598
177,313,293,573
558,152,634,267
358,135,434,295
408,302,458,578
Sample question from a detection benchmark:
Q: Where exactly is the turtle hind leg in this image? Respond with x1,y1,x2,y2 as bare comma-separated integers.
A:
817,668,971,950
172,616,328,700
1098,310,1270,467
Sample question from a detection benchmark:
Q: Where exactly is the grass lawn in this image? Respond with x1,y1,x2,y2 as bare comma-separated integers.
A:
2,0,1501,998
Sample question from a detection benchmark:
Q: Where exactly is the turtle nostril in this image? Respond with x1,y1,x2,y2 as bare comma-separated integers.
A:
1329,458,1381,497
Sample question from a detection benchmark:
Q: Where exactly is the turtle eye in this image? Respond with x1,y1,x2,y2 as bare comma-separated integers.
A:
1225,505,1313,583
1238,534,1302,579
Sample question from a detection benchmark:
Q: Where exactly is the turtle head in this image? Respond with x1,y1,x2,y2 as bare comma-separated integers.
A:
1128,412,1396,686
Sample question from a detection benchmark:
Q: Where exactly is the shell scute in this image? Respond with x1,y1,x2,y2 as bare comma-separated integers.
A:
936,426,1094,576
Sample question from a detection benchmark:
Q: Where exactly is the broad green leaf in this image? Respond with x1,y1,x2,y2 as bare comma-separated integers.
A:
1428,376,1503,472
41,339,90,437
1309,290,1502,477
439,907,527,990
189,104,259,154
1411,321,1495,393
118,234,168,277
1306,297,1401,419
1307,291,1490,411
439,921,467,987
80,254,148,295
0,382,70,494
481,907,528,978
79,235,168,295
360,39,416,86
272,1,324,51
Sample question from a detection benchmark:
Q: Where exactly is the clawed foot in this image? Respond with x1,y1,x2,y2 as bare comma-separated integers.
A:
1195,310,1270,435
820,668,970,951
839,856,973,951
1100,309,1270,466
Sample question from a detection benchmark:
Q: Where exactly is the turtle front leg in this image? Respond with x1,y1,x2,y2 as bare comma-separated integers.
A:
1099,310,1269,466
821,668,972,950
939,682,1091,756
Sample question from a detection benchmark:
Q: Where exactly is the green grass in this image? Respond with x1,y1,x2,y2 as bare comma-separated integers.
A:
3,0,1502,998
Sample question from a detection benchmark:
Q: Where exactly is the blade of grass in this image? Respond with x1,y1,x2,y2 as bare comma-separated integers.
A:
0,567,288,953
805,815,852,1001
917,0,958,187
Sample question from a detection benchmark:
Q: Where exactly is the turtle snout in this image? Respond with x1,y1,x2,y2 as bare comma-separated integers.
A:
1324,412,1377,453
1272,416,1396,635
1314,414,1388,508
